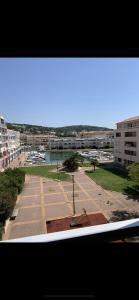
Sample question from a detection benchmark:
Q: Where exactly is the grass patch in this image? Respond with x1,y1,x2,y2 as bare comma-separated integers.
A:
86,167,139,194
19,166,71,181
81,162,91,167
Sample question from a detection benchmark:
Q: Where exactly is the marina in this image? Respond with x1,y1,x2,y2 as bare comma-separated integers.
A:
23,149,114,166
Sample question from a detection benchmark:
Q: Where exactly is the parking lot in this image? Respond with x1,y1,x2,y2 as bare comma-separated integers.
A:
4,169,139,240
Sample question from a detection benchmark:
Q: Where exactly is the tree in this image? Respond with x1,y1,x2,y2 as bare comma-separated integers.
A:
90,158,99,171
63,155,79,172
128,163,139,184
71,152,84,165
0,168,25,226
0,189,17,224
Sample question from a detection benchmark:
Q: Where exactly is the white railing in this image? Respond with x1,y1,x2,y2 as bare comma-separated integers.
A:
2,218,139,243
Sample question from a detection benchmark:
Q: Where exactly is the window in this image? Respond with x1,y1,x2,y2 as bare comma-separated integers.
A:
125,132,136,137
116,132,121,137
118,158,122,162
125,141,136,147
117,124,122,129
124,150,136,156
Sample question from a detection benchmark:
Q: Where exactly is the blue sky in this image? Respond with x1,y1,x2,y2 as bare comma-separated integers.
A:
0,58,139,129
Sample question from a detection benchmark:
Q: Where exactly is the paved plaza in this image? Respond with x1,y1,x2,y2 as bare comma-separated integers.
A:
4,168,139,240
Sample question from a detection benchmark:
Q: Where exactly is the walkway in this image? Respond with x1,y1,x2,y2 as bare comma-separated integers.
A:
4,168,139,240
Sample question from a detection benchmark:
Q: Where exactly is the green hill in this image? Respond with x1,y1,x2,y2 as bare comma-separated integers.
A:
7,123,113,135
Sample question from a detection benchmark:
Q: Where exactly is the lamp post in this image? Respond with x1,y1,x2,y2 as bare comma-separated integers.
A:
72,174,75,216
57,160,58,173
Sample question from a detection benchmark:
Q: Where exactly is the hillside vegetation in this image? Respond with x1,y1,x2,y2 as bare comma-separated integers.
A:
7,123,113,135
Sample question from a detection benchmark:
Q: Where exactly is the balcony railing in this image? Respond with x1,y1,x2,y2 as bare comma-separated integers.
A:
3,218,139,243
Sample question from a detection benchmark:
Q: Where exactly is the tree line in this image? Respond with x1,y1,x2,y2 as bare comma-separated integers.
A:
7,123,113,135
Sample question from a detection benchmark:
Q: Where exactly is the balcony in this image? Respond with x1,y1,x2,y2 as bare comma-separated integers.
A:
3,218,139,243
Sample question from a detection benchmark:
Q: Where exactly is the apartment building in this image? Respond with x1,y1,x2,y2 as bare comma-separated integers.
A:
20,134,56,147
79,130,114,139
0,116,9,170
114,116,139,167
48,137,114,150
7,129,21,163
0,116,21,171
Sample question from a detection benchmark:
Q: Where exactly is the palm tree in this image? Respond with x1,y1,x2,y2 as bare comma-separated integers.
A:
90,158,99,171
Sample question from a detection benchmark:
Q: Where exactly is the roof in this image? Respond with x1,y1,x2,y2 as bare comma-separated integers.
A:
117,115,139,124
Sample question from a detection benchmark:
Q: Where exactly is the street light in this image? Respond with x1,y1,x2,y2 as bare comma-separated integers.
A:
71,174,75,216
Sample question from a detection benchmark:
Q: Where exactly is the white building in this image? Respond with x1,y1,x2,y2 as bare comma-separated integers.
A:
114,115,139,167
7,129,21,164
0,116,21,171
48,137,114,150
0,116,9,170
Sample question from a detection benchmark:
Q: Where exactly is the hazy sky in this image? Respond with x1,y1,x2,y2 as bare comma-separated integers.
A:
0,58,139,129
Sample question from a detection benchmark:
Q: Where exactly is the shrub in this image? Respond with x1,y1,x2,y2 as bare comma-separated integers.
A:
4,168,25,193
0,223,4,240
0,189,16,223
128,163,139,185
0,168,25,226
63,155,79,172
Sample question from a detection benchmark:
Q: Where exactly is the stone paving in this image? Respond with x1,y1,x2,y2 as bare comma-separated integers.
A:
4,168,139,240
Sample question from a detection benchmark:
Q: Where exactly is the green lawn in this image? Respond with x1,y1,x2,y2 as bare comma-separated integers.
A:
19,166,71,181
86,167,139,194
81,162,91,167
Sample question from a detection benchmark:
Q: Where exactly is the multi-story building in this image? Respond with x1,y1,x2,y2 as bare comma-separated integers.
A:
0,116,9,170
48,137,114,150
114,116,139,167
79,130,114,139
0,116,21,171
7,129,21,164
20,134,56,148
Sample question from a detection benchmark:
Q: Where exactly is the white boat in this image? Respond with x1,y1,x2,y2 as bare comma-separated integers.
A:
30,151,38,155
38,153,46,159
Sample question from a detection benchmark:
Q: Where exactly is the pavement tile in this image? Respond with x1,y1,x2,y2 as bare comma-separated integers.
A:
24,182,40,188
86,189,110,199
21,188,41,196
19,196,41,207
79,183,99,190
74,200,99,214
44,193,66,204
15,207,42,222
43,185,62,194
62,184,81,192
9,222,42,239
66,191,90,201
45,204,71,219
42,181,60,187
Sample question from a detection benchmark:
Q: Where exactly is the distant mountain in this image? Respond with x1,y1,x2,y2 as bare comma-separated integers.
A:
7,123,113,135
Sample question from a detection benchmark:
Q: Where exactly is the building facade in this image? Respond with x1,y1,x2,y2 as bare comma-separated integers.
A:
79,130,114,139
114,116,139,167
0,116,9,170
0,116,21,171
7,129,21,164
48,137,114,150
20,134,56,147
